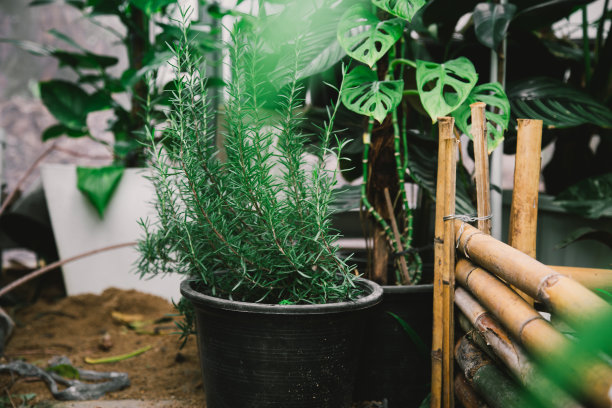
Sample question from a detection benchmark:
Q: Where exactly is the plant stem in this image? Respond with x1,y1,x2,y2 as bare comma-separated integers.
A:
389,58,417,71
583,6,592,84
84,345,152,364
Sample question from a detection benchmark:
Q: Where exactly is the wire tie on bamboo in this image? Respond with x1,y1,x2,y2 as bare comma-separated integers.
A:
442,214,491,258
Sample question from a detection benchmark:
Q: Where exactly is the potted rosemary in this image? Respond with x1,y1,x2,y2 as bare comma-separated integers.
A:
137,14,382,408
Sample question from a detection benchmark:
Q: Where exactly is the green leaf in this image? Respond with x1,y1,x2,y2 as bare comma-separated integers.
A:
40,80,89,130
129,0,177,15
508,77,612,128
555,227,612,250
337,4,404,67
42,123,87,141
85,90,113,113
416,57,478,122
387,311,428,358
0,38,52,57
554,173,612,219
341,65,403,123
452,82,510,152
47,364,80,379
472,2,517,51
372,0,426,21
76,166,125,218
30,0,86,8
595,289,612,304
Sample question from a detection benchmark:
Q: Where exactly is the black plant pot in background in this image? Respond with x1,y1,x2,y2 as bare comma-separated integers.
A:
180,278,383,408
353,284,433,407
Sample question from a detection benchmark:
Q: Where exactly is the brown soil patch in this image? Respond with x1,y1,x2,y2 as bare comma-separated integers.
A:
0,288,205,407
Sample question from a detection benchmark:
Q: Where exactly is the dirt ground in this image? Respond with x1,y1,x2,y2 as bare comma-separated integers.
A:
0,280,383,408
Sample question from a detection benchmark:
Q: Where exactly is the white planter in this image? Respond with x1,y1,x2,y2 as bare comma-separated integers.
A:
41,164,182,301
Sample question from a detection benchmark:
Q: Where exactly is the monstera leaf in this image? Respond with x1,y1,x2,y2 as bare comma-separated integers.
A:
341,65,404,123
77,165,125,218
508,77,612,128
452,82,510,153
416,57,478,122
337,4,404,67
473,2,517,50
372,0,426,21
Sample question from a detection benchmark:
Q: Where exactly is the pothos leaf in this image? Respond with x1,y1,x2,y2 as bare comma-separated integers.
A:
337,3,404,67
372,0,426,21
416,57,478,123
452,82,510,153
341,65,403,123
76,165,125,218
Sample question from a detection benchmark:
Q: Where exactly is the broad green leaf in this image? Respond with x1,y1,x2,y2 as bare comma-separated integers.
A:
85,90,113,113
452,82,510,152
508,77,612,128
77,165,125,218
372,0,426,21
30,0,86,8
416,57,478,122
341,65,403,123
40,80,89,130
555,227,612,250
472,2,517,50
129,0,177,15
337,4,404,67
554,173,612,219
42,124,87,141
53,50,118,70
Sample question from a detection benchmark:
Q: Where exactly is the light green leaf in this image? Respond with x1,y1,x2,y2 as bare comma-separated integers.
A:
341,65,403,123
337,4,404,67
77,166,125,218
508,77,612,128
452,82,510,152
129,0,177,15
416,57,478,122
372,0,426,21
47,364,80,379
40,80,89,130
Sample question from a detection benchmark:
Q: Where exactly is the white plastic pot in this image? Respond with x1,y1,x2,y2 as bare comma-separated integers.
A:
41,164,182,301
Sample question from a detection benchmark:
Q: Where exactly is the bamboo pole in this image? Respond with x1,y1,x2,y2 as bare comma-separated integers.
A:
456,259,612,408
507,118,543,305
383,188,410,284
432,117,457,408
455,287,584,408
550,265,612,291
453,221,611,328
455,374,488,408
455,335,528,408
470,102,491,235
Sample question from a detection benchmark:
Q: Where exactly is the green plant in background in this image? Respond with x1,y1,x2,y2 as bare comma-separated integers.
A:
334,0,510,284
2,0,221,216
138,9,359,305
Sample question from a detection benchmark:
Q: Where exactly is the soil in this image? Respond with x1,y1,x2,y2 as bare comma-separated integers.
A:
0,287,383,408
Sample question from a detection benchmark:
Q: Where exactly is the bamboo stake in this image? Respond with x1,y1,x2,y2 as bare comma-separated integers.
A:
383,188,410,284
470,102,491,235
549,265,612,291
508,118,543,305
453,221,611,328
455,373,488,408
456,259,612,408
455,287,584,408
432,117,457,408
455,335,528,408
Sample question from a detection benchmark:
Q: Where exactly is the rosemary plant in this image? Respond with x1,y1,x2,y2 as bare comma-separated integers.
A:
138,16,358,305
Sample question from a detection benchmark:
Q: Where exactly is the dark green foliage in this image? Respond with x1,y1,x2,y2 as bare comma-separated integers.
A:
138,16,358,305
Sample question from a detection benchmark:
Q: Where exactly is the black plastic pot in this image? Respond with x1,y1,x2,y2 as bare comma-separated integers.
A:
353,283,433,407
180,278,383,408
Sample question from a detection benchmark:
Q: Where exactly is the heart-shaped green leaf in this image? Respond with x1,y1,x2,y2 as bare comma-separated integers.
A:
452,82,510,153
337,4,404,67
341,65,403,123
40,80,89,130
472,2,517,51
77,165,125,218
416,57,478,122
372,0,426,21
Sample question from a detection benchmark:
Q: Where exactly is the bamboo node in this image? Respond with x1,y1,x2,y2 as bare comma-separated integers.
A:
536,273,562,307
518,315,544,339
444,214,491,257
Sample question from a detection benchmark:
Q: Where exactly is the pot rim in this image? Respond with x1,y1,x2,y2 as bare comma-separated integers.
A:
180,277,383,315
